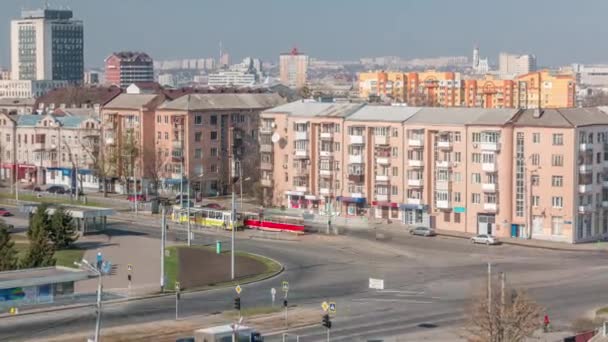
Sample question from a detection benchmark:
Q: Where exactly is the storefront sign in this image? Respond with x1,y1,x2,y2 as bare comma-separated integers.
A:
454,207,466,213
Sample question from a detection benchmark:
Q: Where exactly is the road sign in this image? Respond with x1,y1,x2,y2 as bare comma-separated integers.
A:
329,302,336,314
282,281,289,292
321,301,329,312
127,264,133,272
369,278,384,290
235,285,242,295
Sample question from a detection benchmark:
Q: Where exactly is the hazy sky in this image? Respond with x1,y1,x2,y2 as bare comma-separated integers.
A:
0,0,607,68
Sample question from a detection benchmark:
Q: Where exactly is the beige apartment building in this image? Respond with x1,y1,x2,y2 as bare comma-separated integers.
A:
260,101,608,243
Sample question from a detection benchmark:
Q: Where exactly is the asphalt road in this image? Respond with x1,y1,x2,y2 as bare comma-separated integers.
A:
1,217,607,341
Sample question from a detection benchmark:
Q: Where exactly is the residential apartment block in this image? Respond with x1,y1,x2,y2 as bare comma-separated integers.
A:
260,101,608,243
358,70,575,109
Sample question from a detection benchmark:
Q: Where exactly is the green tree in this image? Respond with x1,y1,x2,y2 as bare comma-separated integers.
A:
22,204,55,268
28,203,51,240
0,221,18,271
49,207,78,249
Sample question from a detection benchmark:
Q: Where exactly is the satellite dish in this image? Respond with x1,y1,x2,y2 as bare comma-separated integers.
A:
271,133,280,143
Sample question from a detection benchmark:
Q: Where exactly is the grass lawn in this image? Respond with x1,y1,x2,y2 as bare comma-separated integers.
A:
164,246,179,291
224,305,282,319
12,239,84,268
0,192,105,207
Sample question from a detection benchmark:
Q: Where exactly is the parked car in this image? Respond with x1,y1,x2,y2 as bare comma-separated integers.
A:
471,234,500,245
0,208,12,217
409,226,436,237
46,185,68,194
127,194,146,202
202,202,223,210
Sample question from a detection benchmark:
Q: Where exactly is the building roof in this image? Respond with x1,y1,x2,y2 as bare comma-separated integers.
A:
16,115,43,127
515,107,608,127
103,93,161,110
106,51,153,63
406,107,520,126
158,93,285,111
0,266,90,290
14,114,97,128
264,101,363,118
346,105,422,122
34,86,122,109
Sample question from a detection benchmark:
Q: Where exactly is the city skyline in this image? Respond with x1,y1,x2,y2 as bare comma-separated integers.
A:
1,0,608,68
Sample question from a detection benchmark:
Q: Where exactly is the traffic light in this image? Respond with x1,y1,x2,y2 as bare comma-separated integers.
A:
234,297,241,311
322,314,332,329
283,299,288,308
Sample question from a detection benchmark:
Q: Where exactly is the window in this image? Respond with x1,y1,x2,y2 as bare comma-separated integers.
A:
551,154,563,166
454,212,461,223
392,167,398,177
454,132,461,142
454,152,461,162
195,132,202,142
453,172,462,183
157,132,161,140
532,195,540,206
552,176,563,187
210,164,218,173
444,212,450,222
164,116,168,124
471,173,481,184
391,128,399,137
531,174,539,186
551,216,563,235
211,148,218,157
157,116,161,124
472,153,481,163
334,142,341,152
195,114,203,125
552,196,563,208
472,132,481,143
210,115,217,125
194,148,202,159
391,185,398,195
531,153,540,166
454,192,461,202
472,193,481,204
210,131,218,140
5,134,9,143
598,152,602,164
164,132,169,140
391,147,398,157
552,133,563,146
532,133,540,143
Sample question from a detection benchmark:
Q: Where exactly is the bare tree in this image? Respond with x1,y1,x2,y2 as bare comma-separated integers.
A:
465,278,543,342
583,91,608,107
106,130,139,195
144,145,169,196
81,134,111,197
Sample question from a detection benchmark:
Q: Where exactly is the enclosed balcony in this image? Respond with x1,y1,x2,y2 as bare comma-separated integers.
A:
483,203,498,212
482,183,497,192
408,179,423,187
349,135,364,145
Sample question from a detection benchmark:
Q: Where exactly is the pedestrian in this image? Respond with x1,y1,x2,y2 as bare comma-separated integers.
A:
96,250,103,270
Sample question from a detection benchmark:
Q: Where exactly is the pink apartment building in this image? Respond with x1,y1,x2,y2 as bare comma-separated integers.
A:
260,101,608,243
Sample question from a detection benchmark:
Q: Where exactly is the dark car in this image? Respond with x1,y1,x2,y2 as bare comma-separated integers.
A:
202,203,223,210
0,208,12,217
46,185,67,194
409,226,436,237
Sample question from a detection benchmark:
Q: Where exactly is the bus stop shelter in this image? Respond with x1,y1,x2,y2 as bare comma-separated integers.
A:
21,203,116,235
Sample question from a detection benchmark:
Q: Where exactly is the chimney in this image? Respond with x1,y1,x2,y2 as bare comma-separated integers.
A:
532,109,543,118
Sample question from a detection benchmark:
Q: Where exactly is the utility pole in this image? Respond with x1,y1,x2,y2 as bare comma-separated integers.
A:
231,157,236,280
187,180,191,246
487,262,492,316
239,161,243,210
94,266,102,342
133,157,138,216
160,206,166,292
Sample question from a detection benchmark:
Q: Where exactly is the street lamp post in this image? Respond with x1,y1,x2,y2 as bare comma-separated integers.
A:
231,158,237,280
74,259,102,342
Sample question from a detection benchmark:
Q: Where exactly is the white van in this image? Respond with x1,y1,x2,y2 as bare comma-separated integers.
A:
194,325,262,342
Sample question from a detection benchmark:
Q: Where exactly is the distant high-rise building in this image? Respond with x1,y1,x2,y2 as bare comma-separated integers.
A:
83,70,101,85
499,53,537,77
279,48,309,89
219,53,231,67
104,52,154,88
10,8,84,83
208,71,256,87
472,45,489,74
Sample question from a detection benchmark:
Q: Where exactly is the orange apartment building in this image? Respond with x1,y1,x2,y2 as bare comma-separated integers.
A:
260,101,608,244
359,70,575,109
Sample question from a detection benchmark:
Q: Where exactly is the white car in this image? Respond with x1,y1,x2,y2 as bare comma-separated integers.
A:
471,234,499,245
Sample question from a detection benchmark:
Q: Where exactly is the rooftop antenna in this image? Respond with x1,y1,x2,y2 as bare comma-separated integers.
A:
219,40,223,61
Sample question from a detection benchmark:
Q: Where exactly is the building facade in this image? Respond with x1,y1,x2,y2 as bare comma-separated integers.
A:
279,48,309,89
260,101,608,244
0,80,69,98
10,8,84,83
104,52,154,88
207,71,256,87
499,53,537,77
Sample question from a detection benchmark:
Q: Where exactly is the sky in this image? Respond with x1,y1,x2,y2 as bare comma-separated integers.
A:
0,0,607,68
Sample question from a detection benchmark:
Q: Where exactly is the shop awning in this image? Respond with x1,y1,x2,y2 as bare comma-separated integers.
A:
400,203,428,210
337,196,366,204
372,201,399,208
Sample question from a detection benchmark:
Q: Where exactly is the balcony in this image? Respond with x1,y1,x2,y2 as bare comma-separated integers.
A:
436,200,451,209
320,188,331,195
407,198,422,205
375,174,389,182
482,183,497,192
408,159,424,167
348,174,365,183
436,180,450,191
295,131,308,140
32,142,45,151
603,160,608,169
260,162,273,171
320,169,332,176
351,192,364,198
578,204,593,214
261,179,272,187
482,162,497,172
436,160,452,168
349,155,363,164
375,194,389,201
408,138,424,147
172,140,183,149
374,135,389,145
408,179,423,187
260,144,272,153
579,143,593,151
320,132,333,140
603,180,608,188
579,164,593,173
603,201,608,208
437,140,452,149
259,126,273,134
483,203,498,212
349,135,364,145
579,184,593,193
480,142,501,151
376,157,390,165
294,168,309,177
294,150,309,159
295,186,308,192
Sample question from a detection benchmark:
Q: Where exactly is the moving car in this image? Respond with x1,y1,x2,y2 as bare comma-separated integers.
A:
471,234,500,245
0,208,12,217
46,185,68,194
409,226,436,237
